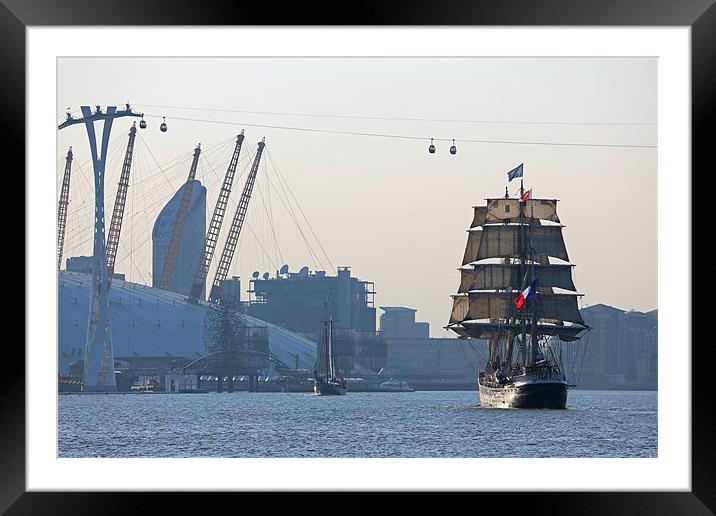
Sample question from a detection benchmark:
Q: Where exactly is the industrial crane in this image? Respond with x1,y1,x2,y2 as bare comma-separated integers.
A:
188,131,246,303
56,146,73,269
158,143,202,290
208,137,266,303
106,122,137,284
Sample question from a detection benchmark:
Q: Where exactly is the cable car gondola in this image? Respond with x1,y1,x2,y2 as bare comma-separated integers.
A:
450,139,457,155
139,116,147,129
428,137,436,154
160,116,167,132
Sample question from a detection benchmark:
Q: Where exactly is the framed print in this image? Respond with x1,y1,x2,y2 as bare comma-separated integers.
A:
5,0,711,513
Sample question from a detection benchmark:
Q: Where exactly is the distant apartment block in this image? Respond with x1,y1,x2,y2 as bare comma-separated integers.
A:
571,303,658,389
378,303,657,390
379,306,429,339
379,306,483,385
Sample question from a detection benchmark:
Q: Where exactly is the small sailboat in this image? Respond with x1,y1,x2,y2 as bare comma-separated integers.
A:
313,302,347,396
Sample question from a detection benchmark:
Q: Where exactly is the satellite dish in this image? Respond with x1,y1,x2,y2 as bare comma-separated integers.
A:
262,272,270,280
252,271,259,279
299,266,309,277
279,264,289,275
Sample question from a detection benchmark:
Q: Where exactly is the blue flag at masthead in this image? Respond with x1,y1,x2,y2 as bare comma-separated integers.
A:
507,163,524,182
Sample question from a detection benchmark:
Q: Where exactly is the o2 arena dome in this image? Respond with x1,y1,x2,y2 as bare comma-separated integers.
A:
58,270,317,375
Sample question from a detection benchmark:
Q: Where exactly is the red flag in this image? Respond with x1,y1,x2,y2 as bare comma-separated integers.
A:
520,188,532,202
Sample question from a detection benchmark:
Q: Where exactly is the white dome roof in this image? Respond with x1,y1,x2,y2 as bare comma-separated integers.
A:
58,270,317,374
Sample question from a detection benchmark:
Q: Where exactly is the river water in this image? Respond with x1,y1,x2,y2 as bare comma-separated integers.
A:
58,389,656,458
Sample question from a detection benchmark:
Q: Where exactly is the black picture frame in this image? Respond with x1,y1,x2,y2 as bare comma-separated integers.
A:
6,0,709,512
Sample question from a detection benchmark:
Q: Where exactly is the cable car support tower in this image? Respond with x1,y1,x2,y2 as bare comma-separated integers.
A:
208,137,265,303
188,131,245,303
58,104,143,392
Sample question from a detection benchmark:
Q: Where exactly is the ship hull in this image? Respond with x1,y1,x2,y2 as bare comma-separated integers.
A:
478,379,567,409
314,380,347,396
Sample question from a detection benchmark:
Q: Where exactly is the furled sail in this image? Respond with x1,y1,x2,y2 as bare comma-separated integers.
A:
458,263,576,293
485,198,560,223
453,291,584,324
474,225,569,262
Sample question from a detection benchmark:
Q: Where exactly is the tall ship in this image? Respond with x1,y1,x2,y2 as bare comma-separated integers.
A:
313,304,347,396
447,168,590,409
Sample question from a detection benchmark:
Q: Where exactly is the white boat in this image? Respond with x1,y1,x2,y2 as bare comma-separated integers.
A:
378,379,415,392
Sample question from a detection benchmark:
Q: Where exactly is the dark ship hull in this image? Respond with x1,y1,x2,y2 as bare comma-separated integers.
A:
478,377,567,409
314,379,347,396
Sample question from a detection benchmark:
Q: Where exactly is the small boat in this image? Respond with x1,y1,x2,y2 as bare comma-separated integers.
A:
130,378,156,393
378,379,415,392
313,299,347,396
314,373,347,396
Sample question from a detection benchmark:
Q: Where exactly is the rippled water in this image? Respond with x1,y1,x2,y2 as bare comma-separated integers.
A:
58,389,657,458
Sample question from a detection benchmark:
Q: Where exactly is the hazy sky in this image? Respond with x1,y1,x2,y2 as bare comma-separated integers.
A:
57,57,657,337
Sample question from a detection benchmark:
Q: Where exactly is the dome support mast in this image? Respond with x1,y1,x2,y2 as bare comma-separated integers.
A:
106,122,137,285
57,146,73,269
208,138,266,303
188,131,245,303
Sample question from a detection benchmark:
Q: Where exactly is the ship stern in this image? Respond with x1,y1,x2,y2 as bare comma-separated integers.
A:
479,379,567,409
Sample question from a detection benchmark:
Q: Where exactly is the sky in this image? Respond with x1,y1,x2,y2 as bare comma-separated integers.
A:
57,57,657,337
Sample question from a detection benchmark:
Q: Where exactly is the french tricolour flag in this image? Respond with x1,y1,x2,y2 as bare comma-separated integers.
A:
514,280,537,311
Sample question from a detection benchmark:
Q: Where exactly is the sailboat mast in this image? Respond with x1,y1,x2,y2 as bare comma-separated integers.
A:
324,320,330,380
328,318,334,379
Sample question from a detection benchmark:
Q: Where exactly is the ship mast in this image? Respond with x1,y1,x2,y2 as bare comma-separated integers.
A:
519,178,530,367
503,185,515,371
518,178,541,367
